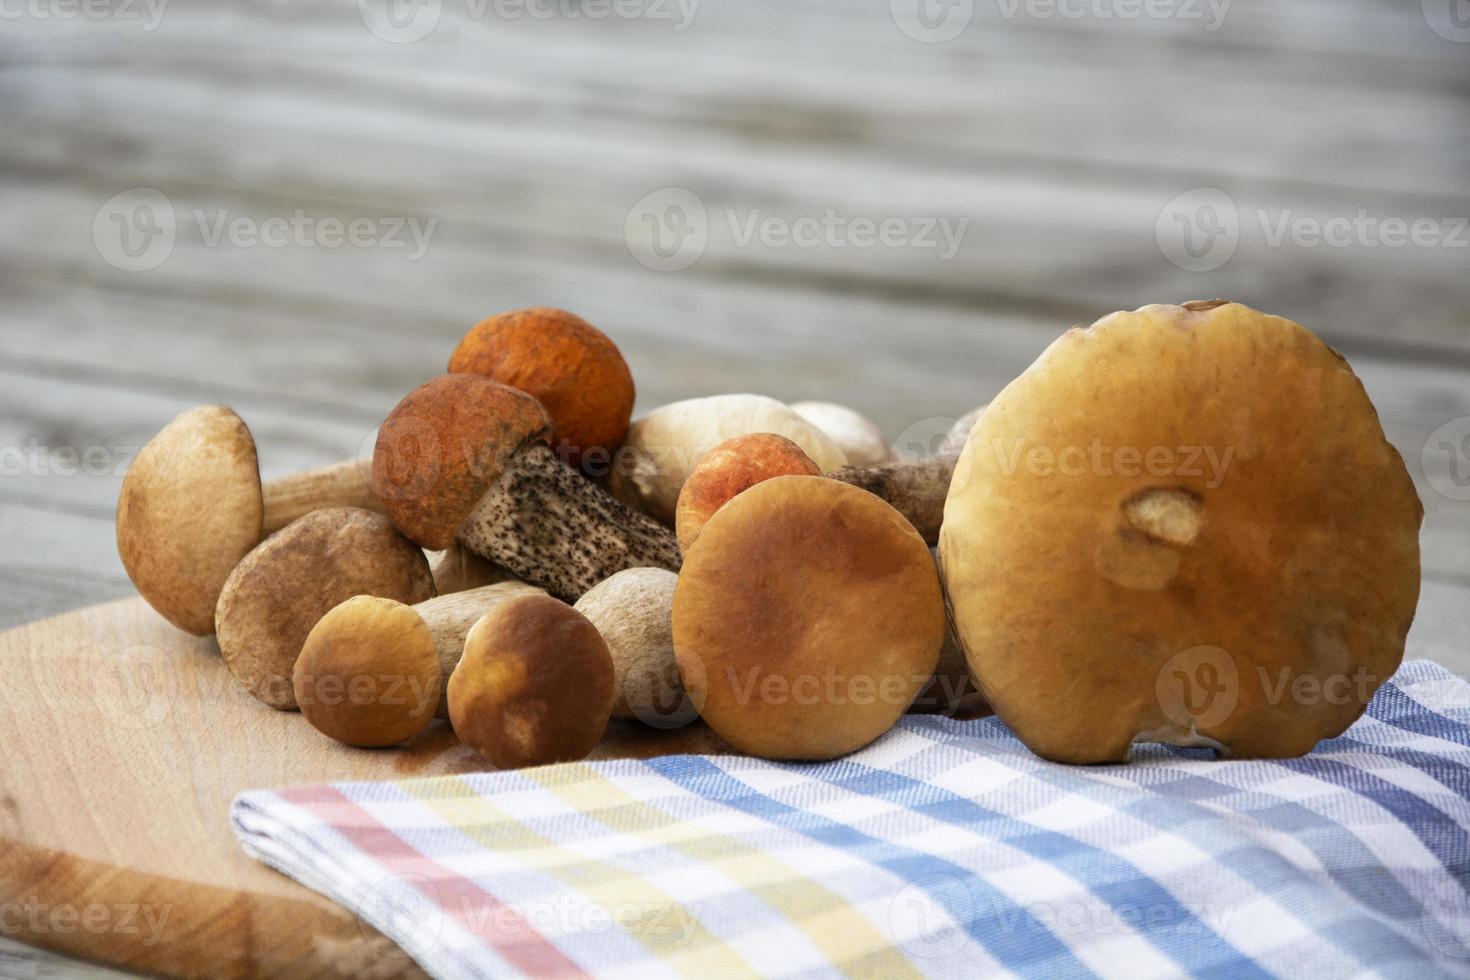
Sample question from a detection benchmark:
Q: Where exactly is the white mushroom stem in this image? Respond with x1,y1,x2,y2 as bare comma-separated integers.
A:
262,459,384,533
457,443,683,602
409,582,545,717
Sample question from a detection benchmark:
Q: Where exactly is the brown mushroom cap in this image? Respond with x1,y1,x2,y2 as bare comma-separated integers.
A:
673,476,946,760
674,433,822,552
116,405,264,635
448,308,635,469
215,507,436,709
372,374,553,550
447,594,615,769
293,595,441,747
940,301,1423,764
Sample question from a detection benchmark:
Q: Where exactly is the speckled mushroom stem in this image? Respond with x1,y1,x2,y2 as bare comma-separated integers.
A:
457,443,683,602
262,460,384,533
829,454,958,545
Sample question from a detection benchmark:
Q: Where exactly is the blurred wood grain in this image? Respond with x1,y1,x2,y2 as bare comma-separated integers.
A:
1,1,1468,969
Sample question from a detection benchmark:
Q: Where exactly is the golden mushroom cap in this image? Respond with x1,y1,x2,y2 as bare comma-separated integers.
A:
294,595,442,748
116,405,264,635
940,301,1423,764
447,594,614,769
673,475,946,761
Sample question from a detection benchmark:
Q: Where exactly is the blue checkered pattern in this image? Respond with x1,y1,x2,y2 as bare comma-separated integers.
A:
234,660,1470,978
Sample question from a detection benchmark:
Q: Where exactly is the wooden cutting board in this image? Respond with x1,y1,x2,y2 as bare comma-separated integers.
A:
0,599,731,979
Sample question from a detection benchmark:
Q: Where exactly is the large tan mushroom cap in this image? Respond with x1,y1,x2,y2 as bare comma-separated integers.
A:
216,507,436,709
447,594,614,769
673,476,945,760
116,405,264,636
293,596,441,748
941,301,1423,763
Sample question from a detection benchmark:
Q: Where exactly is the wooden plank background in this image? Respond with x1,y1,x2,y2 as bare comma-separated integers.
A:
1,1,1467,973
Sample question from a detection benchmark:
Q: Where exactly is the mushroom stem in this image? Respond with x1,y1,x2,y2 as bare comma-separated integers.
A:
829,454,958,545
409,582,545,717
262,459,383,533
457,443,683,602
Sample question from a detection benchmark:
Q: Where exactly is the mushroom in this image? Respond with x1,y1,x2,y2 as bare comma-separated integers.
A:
447,594,615,769
448,307,635,471
673,475,946,760
116,405,383,635
372,374,680,602
573,567,689,727
790,401,894,467
215,507,436,709
607,394,849,524
938,405,988,457
428,544,514,594
940,300,1423,763
674,433,822,552
294,581,545,745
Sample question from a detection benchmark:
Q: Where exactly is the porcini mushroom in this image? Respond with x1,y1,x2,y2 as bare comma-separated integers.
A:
573,567,689,727
447,594,615,769
372,374,680,602
673,476,946,760
116,405,383,635
215,507,435,709
607,394,849,524
674,433,822,552
790,401,894,467
448,307,635,471
294,581,545,746
940,301,1423,763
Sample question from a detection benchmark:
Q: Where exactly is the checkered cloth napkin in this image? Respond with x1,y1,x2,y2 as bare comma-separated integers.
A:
232,660,1470,979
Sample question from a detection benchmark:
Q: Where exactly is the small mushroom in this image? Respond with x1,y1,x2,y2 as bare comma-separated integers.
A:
448,307,635,471
293,596,441,748
674,433,822,552
116,405,383,635
673,475,946,760
790,401,894,467
573,568,688,727
294,581,545,746
215,507,435,709
607,394,849,524
373,374,680,602
941,301,1423,763
447,594,615,769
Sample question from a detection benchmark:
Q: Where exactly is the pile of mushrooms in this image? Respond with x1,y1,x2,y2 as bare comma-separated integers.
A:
115,300,1421,770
